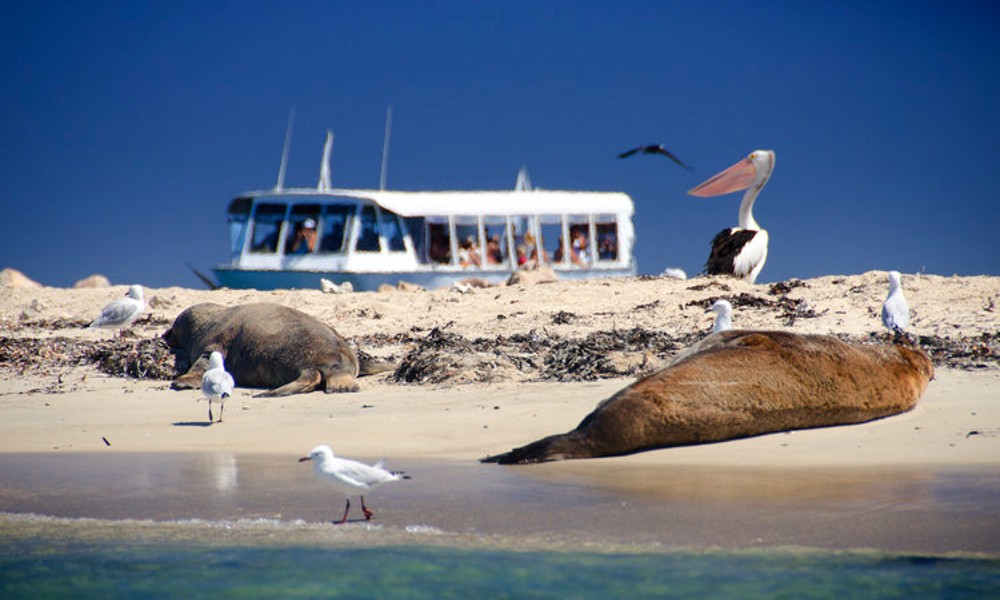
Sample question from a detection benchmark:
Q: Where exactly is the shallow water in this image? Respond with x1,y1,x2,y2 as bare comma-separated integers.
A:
1,529,997,600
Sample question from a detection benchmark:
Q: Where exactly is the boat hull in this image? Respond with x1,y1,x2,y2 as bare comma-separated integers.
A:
211,266,637,291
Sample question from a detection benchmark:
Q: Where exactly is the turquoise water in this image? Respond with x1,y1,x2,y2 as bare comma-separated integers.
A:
2,539,998,599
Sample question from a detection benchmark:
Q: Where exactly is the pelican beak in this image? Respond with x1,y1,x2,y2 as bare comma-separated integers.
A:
688,155,758,197
298,456,311,463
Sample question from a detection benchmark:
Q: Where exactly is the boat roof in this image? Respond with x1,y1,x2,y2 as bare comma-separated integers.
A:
240,187,634,218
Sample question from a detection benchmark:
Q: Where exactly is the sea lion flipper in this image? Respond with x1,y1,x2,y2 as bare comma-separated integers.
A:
256,368,324,397
170,352,213,390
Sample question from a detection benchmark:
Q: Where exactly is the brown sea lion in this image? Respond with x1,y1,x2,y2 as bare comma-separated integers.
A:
164,302,389,397
483,330,934,464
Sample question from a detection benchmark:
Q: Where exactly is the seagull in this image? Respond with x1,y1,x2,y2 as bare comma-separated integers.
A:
617,144,693,170
881,271,910,334
707,299,733,333
299,444,410,524
89,285,145,333
689,150,775,284
202,351,235,423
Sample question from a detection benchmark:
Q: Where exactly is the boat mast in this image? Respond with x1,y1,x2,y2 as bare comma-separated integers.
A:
318,130,333,191
275,108,295,192
379,105,393,190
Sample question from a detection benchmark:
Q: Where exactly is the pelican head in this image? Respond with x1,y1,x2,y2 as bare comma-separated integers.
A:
688,150,775,198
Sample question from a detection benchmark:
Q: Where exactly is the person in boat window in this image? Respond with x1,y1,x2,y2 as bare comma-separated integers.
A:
458,236,481,267
485,234,503,265
515,245,528,267
570,228,589,267
290,218,318,254
598,231,618,260
522,232,545,266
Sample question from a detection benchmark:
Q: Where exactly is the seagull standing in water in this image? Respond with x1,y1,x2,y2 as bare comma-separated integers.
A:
202,351,235,423
881,271,910,334
299,444,410,524
708,299,733,333
617,144,693,170
89,285,145,334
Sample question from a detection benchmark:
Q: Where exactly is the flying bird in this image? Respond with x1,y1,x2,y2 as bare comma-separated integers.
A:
202,351,235,423
299,444,410,524
707,299,733,333
881,271,910,334
688,150,775,284
89,285,145,333
617,144,693,170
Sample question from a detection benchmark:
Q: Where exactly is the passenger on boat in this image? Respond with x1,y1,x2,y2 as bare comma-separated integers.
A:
522,233,544,266
485,235,503,265
289,218,318,254
458,236,481,267
598,233,618,260
516,245,528,267
570,228,589,267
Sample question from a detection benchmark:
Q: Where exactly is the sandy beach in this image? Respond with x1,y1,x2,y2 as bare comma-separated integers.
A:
1,271,998,553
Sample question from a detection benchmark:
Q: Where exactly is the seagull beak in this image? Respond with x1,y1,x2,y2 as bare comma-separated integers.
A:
298,456,311,463
688,156,757,197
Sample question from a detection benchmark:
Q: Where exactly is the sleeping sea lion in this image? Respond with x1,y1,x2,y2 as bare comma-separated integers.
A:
483,330,933,464
164,302,390,397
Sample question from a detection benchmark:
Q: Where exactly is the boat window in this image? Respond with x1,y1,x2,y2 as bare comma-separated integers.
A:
249,203,287,254
538,216,563,265
226,197,252,255
355,205,381,252
319,204,354,253
425,220,451,265
380,209,407,253
567,215,592,267
285,204,322,254
404,217,428,263
454,216,481,268
483,216,510,267
595,216,619,261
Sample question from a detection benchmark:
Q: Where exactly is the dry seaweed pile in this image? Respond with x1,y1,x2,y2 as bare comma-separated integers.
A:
391,326,702,384
2,326,996,388
0,336,175,379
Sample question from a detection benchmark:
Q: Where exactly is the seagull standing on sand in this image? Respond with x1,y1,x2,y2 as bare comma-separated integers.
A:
617,144,693,170
299,444,410,524
89,285,145,333
881,271,910,334
708,299,733,333
202,351,235,423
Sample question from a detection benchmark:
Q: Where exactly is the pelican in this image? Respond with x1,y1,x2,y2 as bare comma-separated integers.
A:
881,271,910,334
688,150,775,284
707,299,733,333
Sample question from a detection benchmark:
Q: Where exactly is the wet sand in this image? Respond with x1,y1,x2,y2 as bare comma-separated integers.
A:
1,452,997,555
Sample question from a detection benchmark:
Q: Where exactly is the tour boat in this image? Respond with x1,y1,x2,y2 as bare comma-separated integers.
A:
212,132,637,291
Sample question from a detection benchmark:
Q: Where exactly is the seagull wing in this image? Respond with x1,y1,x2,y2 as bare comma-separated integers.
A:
617,147,641,158
91,299,141,327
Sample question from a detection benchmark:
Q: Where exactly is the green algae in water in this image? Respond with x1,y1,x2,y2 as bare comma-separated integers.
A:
1,540,998,599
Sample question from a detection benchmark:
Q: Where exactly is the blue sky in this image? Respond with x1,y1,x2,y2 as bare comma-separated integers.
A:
2,1,998,288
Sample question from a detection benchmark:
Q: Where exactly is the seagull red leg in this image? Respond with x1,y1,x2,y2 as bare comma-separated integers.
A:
337,498,351,524
361,496,374,521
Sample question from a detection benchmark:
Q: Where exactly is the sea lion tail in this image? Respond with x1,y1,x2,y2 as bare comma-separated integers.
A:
480,431,591,465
